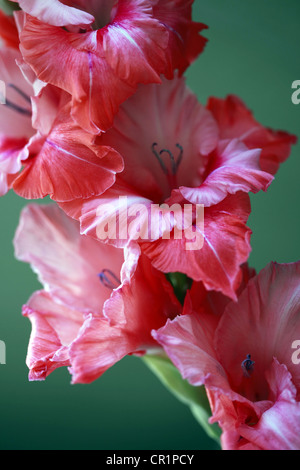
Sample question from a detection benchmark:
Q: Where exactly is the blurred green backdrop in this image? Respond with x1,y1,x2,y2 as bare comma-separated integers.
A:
0,0,299,450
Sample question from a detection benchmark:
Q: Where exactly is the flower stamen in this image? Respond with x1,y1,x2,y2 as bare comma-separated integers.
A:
241,354,255,378
151,143,183,191
4,84,31,116
98,269,121,290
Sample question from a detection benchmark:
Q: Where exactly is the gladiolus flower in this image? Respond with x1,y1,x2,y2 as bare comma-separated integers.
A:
154,261,300,450
14,204,180,382
12,0,208,133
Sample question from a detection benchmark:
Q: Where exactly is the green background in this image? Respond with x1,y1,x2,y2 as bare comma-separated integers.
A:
0,0,299,450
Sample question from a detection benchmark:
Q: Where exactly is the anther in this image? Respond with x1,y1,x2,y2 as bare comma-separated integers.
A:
4,99,32,116
98,269,121,290
8,84,31,104
4,84,31,116
151,143,184,176
241,354,255,378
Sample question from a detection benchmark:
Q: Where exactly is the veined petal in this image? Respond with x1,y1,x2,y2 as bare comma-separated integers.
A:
13,104,124,201
18,17,136,133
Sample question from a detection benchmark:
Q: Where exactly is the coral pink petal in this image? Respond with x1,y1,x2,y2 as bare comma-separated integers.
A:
69,315,141,384
12,105,124,201
153,312,229,391
142,193,252,300
23,290,84,381
18,18,135,133
207,95,297,175
103,0,169,86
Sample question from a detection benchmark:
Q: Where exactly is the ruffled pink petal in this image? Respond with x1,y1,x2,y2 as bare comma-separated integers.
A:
69,314,141,384
14,204,124,315
12,103,124,201
207,95,297,175
70,254,181,383
142,193,252,300
23,290,84,381
153,311,232,395
180,139,274,206
11,0,95,26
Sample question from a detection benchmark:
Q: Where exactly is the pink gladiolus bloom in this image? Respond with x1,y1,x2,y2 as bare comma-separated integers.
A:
12,0,208,134
14,204,180,382
0,13,123,201
154,262,300,450
60,76,295,299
